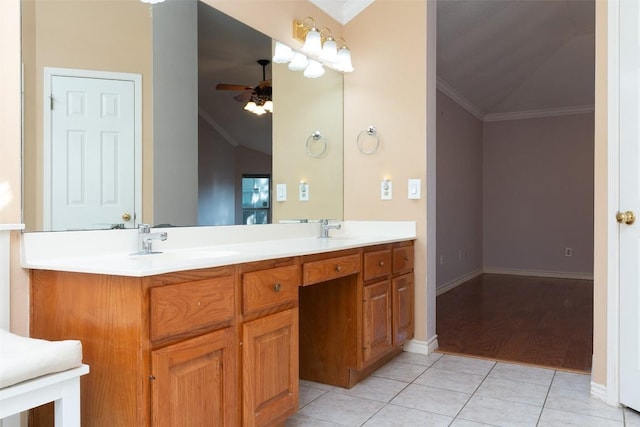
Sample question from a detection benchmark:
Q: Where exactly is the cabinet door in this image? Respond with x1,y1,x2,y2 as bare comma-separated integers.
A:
151,328,236,427
393,273,414,345
362,280,393,364
243,308,299,427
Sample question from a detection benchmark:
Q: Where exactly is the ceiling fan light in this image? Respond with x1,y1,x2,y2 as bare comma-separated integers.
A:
288,52,309,71
263,100,273,112
320,39,338,63
272,41,295,63
253,105,267,115
244,101,257,112
302,28,322,56
336,47,354,72
303,60,325,79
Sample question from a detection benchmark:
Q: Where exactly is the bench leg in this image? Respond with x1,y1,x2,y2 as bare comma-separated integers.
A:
53,376,81,427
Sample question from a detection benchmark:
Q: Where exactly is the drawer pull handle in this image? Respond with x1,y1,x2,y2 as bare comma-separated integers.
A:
335,264,342,272
273,283,281,292
404,256,409,261
378,261,385,267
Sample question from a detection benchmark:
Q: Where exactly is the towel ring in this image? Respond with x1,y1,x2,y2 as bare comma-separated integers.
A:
357,126,380,155
306,131,328,158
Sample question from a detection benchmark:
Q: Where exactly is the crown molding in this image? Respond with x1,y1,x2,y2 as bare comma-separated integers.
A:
483,105,595,122
198,108,239,147
436,76,484,121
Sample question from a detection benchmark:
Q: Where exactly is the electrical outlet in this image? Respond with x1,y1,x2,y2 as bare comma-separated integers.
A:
565,247,572,257
299,182,309,201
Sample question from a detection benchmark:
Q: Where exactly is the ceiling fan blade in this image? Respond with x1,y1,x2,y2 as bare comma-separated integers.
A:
216,83,253,91
233,91,253,102
258,79,272,88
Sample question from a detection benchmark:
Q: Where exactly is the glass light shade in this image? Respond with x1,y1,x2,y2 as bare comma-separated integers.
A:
140,0,165,3
288,52,309,71
252,105,267,115
244,101,256,112
302,28,322,56
319,39,338,63
336,47,354,72
272,41,295,63
303,60,325,79
263,100,273,112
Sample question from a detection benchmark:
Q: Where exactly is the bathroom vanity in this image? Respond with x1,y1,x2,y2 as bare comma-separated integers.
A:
23,222,415,427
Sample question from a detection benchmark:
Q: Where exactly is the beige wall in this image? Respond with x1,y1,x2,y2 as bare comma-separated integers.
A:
343,0,429,341
21,0,153,231
0,0,22,225
272,61,343,223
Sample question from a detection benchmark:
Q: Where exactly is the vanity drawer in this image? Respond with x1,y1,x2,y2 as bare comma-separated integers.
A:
363,249,392,281
303,254,361,286
393,245,414,275
150,276,234,343
242,265,299,316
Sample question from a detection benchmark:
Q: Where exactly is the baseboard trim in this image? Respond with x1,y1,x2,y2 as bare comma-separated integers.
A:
436,269,483,296
590,381,609,403
483,267,593,281
403,336,439,355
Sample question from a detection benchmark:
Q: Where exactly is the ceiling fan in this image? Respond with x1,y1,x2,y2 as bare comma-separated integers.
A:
216,59,272,104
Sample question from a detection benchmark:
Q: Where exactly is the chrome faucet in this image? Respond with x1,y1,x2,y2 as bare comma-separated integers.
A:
319,219,341,238
136,224,167,254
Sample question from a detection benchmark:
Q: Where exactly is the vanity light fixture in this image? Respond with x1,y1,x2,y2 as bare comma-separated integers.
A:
273,17,354,78
140,0,165,4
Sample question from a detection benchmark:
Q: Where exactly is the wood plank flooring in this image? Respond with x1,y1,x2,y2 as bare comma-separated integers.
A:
436,274,593,373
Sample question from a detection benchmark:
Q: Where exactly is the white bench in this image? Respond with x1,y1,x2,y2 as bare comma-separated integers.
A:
0,330,89,427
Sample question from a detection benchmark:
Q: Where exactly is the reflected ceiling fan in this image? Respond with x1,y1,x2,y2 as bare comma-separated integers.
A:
216,59,273,115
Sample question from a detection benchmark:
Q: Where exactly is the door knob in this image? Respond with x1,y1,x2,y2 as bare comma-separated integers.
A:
616,211,635,225
122,212,132,222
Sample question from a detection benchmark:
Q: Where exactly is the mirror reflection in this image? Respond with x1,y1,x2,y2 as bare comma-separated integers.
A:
21,0,343,232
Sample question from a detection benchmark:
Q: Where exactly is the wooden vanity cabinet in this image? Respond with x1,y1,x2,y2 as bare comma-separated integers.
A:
29,266,238,427
239,260,300,427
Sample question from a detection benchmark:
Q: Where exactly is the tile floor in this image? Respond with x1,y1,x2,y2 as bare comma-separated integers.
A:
286,352,640,427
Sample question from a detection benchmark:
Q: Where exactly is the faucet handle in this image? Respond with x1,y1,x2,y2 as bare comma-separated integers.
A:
319,219,329,226
138,224,150,233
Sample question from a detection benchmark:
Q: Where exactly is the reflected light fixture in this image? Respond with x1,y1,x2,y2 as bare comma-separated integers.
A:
303,60,325,78
140,0,165,3
288,52,309,71
243,59,273,116
272,41,295,63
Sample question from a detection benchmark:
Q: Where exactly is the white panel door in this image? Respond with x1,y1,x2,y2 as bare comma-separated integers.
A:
619,0,640,412
49,75,136,230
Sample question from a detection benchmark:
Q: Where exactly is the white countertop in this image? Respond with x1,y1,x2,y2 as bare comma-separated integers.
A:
21,221,416,277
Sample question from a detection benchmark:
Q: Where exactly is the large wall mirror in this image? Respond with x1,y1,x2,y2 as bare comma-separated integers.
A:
21,0,343,232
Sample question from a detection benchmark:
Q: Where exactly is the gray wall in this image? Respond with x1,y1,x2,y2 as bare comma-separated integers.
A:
152,0,199,226
436,89,594,292
436,90,484,289
483,113,594,276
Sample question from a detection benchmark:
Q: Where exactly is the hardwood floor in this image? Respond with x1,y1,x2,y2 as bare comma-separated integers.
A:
436,273,593,373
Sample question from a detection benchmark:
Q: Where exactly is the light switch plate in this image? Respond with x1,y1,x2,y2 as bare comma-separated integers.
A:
276,184,287,201
408,179,421,199
381,180,392,200
299,182,309,201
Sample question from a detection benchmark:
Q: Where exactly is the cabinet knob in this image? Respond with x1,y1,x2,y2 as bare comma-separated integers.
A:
273,283,281,292
335,264,342,272
404,256,409,261
378,261,384,267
